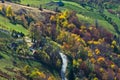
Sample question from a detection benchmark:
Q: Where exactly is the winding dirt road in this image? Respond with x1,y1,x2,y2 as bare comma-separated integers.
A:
0,1,56,14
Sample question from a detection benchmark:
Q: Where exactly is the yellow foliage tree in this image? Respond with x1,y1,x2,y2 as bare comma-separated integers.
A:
23,65,31,75
0,5,3,11
50,15,56,22
88,50,93,57
57,30,68,43
90,58,96,64
29,68,46,79
48,76,55,80
112,40,116,46
58,10,69,20
97,57,105,63
95,48,100,55
62,20,69,28
88,40,101,45
36,71,46,79
73,59,80,68
93,77,99,80
56,59,61,67
6,5,13,17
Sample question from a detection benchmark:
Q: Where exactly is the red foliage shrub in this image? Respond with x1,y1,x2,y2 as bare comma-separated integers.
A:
68,11,81,28
72,28,81,35
98,27,114,43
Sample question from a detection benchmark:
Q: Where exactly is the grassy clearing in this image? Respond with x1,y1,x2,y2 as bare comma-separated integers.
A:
61,1,104,20
0,15,29,35
77,14,116,34
62,1,85,10
20,0,51,7
104,10,120,31
98,20,117,34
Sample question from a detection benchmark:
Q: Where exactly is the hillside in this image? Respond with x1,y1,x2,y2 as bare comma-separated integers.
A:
0,0,120,80
9,0,120,35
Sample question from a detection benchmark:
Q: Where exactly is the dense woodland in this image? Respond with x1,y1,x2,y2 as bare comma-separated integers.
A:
0,0,120,80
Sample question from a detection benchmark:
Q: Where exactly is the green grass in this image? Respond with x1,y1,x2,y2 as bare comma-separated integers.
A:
0,15,29,35
0,50,59,79
57,0,119,35
98,20,117,34
104,10,120,31
20,0,51,7
62,1,85,10
0,31,11,38
61,1,104,20
0,51,15,76
77,14,116,34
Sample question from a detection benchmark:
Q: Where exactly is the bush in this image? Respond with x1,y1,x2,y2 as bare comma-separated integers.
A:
57,2,64,6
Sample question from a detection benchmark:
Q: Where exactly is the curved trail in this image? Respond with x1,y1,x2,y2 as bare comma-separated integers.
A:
0,1,56,14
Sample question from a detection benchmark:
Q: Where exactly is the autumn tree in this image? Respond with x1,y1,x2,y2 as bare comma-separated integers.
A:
48,76,55,80
20,14,28,28
29,21,45,44
22,66,46,79
6,5,13,17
